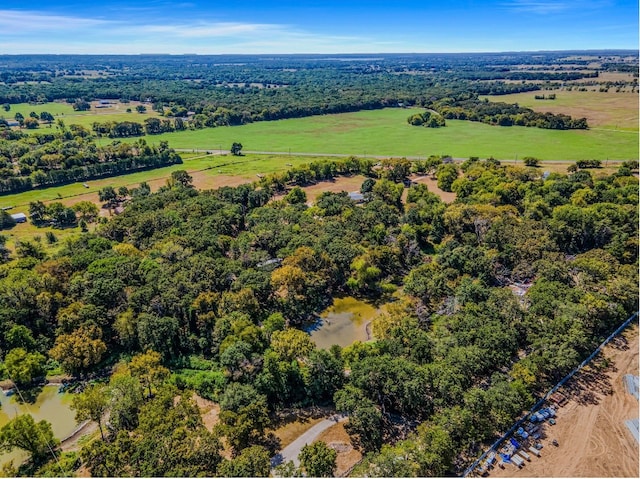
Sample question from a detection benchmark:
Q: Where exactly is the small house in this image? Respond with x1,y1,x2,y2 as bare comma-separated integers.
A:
348,192,365,203
10,212,27,223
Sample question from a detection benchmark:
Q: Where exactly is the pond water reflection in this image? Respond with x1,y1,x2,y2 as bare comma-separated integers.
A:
306,296,381,349
0,385,78,466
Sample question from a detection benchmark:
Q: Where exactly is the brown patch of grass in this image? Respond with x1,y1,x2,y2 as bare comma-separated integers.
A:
270,406,335,448
301,175,368,203
189,172,253,191
316,422,363,477
193,393,220,432
573,71,636,83
410,174,457,203
483,90,639,130
271,417,325,449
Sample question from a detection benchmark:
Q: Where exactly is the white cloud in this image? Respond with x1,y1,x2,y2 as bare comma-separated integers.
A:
503,0,611,14
0,8,397,54
136,22,280,38
0,9,111,33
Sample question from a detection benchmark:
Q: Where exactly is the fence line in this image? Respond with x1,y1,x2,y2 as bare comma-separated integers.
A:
462,311,638,477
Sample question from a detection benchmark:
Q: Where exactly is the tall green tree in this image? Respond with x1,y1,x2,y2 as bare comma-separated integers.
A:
217,445,271,477
2,348,46,386
71,384,109,440
129,350,169,398
49,324,107,376
231,142,243,156
0,415,59,463
298,441,337,478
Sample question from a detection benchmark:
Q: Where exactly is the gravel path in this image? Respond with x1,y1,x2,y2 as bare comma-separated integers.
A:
271,413,347,473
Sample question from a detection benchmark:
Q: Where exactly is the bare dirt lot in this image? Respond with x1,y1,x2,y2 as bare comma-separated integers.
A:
299,175,367,203
410,174,456,203
491,325,639,478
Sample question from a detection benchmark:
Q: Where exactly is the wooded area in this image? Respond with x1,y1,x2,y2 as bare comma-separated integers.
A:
0,155,637,476
0,51,637,477
0,129,181,194
2,52,625,132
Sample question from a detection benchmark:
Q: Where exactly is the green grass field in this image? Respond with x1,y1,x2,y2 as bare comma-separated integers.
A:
1,220,86,257
6,102,637,160
0,101,161,128
0,101,85,118
122,108,638,161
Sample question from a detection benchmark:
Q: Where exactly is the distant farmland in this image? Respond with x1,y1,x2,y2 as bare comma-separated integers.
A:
482,90,639,131
7,103,637,160
123,108,638,161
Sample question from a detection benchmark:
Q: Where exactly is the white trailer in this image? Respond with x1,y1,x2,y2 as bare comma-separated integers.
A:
528,446,541,457
518,450,531,461
511,455,525,468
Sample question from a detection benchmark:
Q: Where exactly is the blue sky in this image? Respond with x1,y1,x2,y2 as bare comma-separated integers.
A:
0,1,637,54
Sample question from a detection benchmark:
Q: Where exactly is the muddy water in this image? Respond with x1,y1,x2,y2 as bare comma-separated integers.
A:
307,296,380,349
0,385,78,466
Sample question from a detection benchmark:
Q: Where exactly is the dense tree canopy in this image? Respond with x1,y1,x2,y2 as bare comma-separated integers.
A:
0,155,636,476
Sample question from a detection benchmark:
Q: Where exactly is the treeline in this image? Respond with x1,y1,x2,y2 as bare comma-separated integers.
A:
454,70,599,81
0,130,181,194
430,97,588,129
471,82,541,96
91,117,191,138
0,156,637,476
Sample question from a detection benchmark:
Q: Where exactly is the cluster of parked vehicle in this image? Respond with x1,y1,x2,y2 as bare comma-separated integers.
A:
477,405,561,475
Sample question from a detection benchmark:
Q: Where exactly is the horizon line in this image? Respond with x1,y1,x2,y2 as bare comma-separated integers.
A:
1,48,638,56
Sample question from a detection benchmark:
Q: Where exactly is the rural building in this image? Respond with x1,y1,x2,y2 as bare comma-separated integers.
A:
257,258,283,269
348,192,365,203
10,212,27,223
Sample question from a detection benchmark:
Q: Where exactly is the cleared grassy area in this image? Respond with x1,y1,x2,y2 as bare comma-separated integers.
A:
1,219,89,257
0,101,84,118
62,112,161,128
1,101,161,128
130,108,638,160
0,153,319,210
482,90,639,130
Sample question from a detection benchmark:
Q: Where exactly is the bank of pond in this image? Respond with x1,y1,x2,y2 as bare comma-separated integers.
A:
0,385,79,467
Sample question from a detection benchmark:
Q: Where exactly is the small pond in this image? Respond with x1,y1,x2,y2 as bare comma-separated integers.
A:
306,296,381,349
0,385,78,467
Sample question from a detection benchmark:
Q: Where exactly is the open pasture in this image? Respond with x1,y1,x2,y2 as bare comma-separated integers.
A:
137,108,638,160
0,101,83,118
1,100,161,127
483,90,639,130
